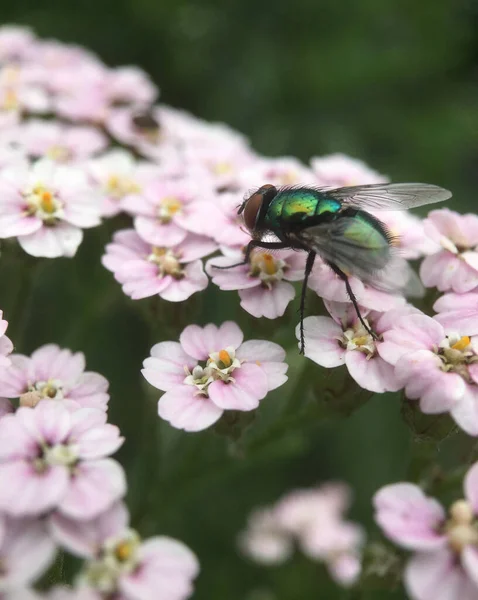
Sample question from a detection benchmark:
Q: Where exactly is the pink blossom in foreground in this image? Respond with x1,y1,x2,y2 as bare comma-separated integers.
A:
207,248,306,319
51,502,199,600
0,401,125,519
18,119,107,163
298,302,419,393
0,515,56,592
142,321,288,432
102,229,216,302
0,343,110,411
239,483,364,588
0,310,13,368
420,209,478,293
121,177,215,246
88,149,157,217
374,462,478,600
434,292,478,336
379,314,478,435
0,158,101,257
310,153,387,187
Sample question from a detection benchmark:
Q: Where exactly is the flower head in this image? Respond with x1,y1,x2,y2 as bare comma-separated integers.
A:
434,292,478,336
420,209,478,293
0,401,125,519
0,158,101,257
102,229,216,302
310,153,387,187
0,310,13,369
142,321,288,431
0,343,110,411
207,248,306,319
374,462,478,600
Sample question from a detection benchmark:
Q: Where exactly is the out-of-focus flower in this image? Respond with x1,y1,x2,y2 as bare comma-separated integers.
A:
142,321,288,432
240,483,364,588
18,119,107,163
374,462,478,600
102,229,216,302
0,310,13,369
121,178,215,246
0,26,36,62
207,248,306,319
310,153,387,187
420,209,478,293
238,156,315,190
88,149,157,217
0,515,56,592
0,158,101,257
0,398,14,419
51,502,199,600
0,343,110,411
434,292,478,336
298,302,418,393
379,313,478,435
0,401,125,519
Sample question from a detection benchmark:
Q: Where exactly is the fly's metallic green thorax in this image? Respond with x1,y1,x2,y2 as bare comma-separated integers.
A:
262,188,341,230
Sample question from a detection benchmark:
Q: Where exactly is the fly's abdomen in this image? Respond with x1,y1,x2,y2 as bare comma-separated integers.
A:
340,210,392,266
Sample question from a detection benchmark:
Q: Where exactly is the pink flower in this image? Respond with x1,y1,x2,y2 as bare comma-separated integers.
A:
0,343,110,411
102,229,216,302
373,463,478,600
0,158,101,258
87,149,157,217
142,321,288,432
240,483,364,588
420,209,478,293
434,293,478,336
0,401,125,519
51,502,199,600
0,397,14,419
310,153,387,187
106,66,158,107
0,26,36,62
0,515,56,591
207,248,306,319
186,192,251,248
379,314,478,435
298,302,418,393
18,119,107,163
0,310,13,368
307,257,407,313
121,178,215,246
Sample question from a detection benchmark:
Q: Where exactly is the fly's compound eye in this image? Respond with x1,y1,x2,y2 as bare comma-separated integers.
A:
242,184,277,231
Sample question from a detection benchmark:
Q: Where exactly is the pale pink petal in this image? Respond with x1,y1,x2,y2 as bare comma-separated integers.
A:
134,216,187,246
298,316,345,368
50,501,129,557
180,321,243,360
373,483,446,550
0,355,30,397
208,363,268,410
142,343,195,392
464,462,478,512
75,423,124,460
462,546,478,590
58,458,126,520
67,373,109,410
419,375,466,414
345,353,401,393
157,387,223,432
236,340,288,391
405,550,478,600
17,401,71,445
0,460,69,516
158,260,208,302
379,314,444,365
0,212,41,238
239,282,295,319
19,223,83,258
0,414,37,459
31,344,85,382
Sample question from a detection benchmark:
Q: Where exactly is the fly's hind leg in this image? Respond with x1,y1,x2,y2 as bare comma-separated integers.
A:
212,239,289,269
327,263,379,341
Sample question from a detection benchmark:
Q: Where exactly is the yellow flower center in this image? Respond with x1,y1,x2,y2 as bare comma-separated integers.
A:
25,186,62,222
158,196,183,223
46,145,71,162
445,500,478,554
40,191,55,214
218,349,232,368
2,88,18,111
114,541,134,562
212,162,233,175
149,247,184,279
105,174,140,199
451,336,471,352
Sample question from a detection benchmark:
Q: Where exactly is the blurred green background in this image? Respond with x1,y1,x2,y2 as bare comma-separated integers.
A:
1,1,477,598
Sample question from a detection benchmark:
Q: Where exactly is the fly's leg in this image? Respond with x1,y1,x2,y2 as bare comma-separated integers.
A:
328,263,379,341
298,251,316,355
212,240,289,269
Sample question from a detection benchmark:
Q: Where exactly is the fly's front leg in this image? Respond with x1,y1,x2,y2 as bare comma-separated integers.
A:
328,263,379,341
212,240,289,270
298,252,316,355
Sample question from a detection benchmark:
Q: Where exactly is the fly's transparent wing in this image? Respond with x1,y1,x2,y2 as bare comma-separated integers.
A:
297,217,424,297
325,183,451,211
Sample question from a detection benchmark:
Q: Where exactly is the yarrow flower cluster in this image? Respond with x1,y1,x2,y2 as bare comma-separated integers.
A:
239,483,365,588
374,463,478,600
